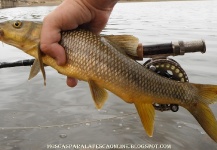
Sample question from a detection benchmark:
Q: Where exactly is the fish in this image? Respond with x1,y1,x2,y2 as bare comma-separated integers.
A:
0,20,217,142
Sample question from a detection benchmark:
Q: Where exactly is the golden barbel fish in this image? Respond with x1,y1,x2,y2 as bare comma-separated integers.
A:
0,20,217,142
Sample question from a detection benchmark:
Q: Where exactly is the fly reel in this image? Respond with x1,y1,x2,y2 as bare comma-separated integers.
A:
143,58,189,112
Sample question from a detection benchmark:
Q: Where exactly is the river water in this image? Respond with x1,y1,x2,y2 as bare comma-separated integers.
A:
0,1,217,150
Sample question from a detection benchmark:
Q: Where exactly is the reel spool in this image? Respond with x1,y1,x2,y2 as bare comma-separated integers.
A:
143,58,189,112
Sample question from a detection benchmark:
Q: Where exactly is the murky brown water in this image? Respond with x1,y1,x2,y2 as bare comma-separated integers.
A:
0,1,217,150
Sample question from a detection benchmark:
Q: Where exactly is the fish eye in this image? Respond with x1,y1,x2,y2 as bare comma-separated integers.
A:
13,21,22,28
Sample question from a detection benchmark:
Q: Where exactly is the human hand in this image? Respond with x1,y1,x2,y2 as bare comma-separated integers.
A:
40,0,118,87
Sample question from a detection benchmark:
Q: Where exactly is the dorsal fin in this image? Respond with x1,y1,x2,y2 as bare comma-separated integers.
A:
102,35,139,57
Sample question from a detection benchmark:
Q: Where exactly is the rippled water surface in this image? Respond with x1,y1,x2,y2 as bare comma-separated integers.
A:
0,1,217,150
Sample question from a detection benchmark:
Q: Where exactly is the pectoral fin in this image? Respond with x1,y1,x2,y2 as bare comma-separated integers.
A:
37,43,46,86
134,101,155,137
28,59,40,80
88,80,108,109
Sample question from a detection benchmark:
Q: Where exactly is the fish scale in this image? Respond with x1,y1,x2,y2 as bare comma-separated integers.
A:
0,20,217,142
60,29,197,105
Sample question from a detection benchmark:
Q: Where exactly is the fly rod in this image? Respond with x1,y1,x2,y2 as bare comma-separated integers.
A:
0,59,34,68
0,40,206,69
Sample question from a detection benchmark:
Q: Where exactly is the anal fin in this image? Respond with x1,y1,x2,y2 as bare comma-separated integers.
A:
134,100,155,137
88,80,108,109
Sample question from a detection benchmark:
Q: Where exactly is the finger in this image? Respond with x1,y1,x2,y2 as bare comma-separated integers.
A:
40,15,66,65
66,77,78,87
40,42,66,66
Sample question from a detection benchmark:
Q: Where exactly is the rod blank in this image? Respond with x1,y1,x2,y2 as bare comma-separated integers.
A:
0,40,206,68
0,59,34,69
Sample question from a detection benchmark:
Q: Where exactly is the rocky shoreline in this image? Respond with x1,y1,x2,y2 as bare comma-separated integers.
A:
0,0,62,8
0,0,194,8
16,0,63,7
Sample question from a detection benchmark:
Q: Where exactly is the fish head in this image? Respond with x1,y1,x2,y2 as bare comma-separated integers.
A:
0,20,42,52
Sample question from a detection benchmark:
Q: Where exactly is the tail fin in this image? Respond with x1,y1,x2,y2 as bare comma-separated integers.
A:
193,83,217,104
183,103,217,142
183,83,217,142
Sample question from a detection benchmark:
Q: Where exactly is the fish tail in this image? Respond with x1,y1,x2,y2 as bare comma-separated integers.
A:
183,83,217,142
193,83,217,104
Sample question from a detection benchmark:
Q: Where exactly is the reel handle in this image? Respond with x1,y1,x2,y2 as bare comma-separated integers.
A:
172,40,206,55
